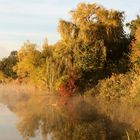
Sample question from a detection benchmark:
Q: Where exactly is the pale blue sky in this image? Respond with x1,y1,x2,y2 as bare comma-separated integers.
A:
0,0,140,58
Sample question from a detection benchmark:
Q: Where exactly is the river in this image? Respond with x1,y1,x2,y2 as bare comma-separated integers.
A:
0,85,140,140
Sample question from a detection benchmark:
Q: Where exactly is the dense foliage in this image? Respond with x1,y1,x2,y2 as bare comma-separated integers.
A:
0,2,140,102
0,51,18,79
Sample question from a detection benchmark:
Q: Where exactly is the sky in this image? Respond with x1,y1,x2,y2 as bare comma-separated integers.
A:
0,0,140,58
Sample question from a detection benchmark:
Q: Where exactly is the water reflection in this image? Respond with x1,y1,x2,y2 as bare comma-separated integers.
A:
16,96,108,140
0,93,140,140
0,104,23,140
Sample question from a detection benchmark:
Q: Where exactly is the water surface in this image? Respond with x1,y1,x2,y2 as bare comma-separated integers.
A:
0,86,140,140
0,104,22,140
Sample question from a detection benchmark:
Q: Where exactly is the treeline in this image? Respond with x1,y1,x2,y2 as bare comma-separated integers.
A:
0,3,140,99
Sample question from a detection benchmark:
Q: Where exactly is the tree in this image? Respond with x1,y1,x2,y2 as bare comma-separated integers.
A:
130,26,140,70
71,3,129,61
55,2,130,92
127,15,140,38
0,51,18,79
14,41,42,80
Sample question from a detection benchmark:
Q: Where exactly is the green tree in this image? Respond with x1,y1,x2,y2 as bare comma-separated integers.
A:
0,51,18,79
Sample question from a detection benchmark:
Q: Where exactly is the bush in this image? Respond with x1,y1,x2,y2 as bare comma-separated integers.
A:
91,71,140,105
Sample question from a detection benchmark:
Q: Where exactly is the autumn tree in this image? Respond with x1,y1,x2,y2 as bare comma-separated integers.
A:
127,15,140,38
41,41,61,91
70,3,129,61
55,2,130,93
129,26,140,70
5,2,131,93
13,41,48,87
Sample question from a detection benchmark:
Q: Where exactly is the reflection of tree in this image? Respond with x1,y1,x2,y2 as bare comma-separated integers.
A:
12,95,139,140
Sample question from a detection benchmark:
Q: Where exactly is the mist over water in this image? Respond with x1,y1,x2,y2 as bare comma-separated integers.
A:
0,85,140,140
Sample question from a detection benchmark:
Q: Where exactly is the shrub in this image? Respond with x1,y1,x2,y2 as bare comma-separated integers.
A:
93,71,140,105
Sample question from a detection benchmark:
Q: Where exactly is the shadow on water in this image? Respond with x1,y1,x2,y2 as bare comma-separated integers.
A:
0,87,140,140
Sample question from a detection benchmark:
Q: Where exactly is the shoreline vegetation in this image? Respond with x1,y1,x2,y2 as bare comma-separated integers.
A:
0,2,140,110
